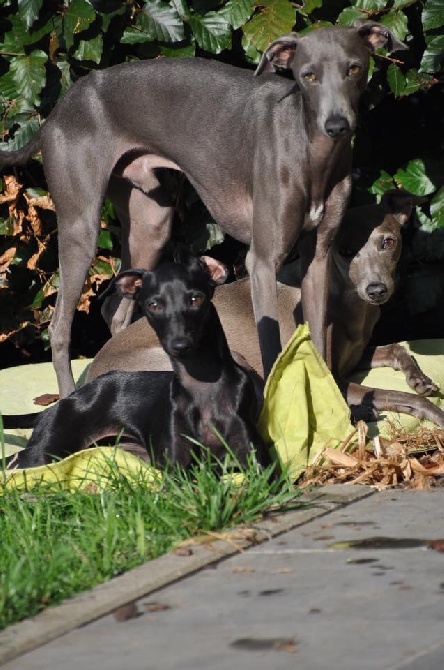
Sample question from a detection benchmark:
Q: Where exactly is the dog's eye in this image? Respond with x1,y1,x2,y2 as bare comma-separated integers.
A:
381,237,396,250
147,300,163,313
302,71,317,82
347,64,361,77
189,294,204,308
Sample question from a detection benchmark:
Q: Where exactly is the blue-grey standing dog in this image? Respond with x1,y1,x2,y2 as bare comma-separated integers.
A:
0,22,406,397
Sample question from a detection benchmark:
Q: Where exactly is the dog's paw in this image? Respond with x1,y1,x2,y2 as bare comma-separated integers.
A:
407,373,437,397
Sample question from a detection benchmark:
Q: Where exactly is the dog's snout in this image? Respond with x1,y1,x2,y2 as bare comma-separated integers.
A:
170,337,193,356
366,282,388,302
324,116,350,139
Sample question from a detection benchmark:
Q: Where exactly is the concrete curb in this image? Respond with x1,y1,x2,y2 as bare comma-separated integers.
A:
0,483,374,665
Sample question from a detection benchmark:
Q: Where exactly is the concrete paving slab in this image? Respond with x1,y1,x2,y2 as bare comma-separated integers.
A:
0,484,371,665
2,486,444,669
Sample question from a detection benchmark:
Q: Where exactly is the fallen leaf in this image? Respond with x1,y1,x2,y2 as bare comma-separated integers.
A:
144,602,171,612
232,566,255,573
33,393,59,406
113,601,139,621
274,639,298,653
410,458,444,476
426,539,444,553
323,448,358,468
173,547,193,556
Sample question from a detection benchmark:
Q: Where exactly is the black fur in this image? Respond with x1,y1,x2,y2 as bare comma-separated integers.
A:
14,258,271,470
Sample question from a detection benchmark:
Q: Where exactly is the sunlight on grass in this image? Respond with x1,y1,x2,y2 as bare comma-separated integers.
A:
0,428,301,631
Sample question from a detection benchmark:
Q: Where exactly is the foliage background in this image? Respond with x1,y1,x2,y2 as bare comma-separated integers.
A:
0,0,443,365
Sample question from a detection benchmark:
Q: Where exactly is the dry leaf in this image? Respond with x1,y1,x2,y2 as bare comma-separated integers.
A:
173,546,193,556
426,539,444,553
113,601,139,621
323,448,358,468
33,393,59,406
410,458,444,476
144,602,171,612
232,567,255,574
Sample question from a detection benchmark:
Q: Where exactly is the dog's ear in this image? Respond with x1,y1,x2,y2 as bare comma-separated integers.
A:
254,33,299,76
114,269,147,299
355,21,408,54
199,255,229,286
381,189,427,226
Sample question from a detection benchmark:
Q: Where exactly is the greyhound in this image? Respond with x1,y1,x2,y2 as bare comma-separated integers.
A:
0,22,407,398
87,191,444,428
7,257,271,470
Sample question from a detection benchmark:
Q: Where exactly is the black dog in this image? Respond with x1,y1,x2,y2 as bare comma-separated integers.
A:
11,258,271,470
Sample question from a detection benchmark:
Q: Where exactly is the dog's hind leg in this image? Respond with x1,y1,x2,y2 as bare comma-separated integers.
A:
44,145,113,398
102,168,175,333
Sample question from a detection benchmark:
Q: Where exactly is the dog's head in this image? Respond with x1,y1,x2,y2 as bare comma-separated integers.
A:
335,189,425,305
254,22,407,139
114,256,228,358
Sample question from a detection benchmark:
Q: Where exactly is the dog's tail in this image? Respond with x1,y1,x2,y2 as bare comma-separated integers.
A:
1,412,38,429
0,126,43,166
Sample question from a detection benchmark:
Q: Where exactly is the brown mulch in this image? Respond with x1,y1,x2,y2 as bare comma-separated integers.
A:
300,420,444,491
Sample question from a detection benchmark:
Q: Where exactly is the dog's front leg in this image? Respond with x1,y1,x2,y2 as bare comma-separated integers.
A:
356,344,438,397
246,250,281,380
246,189,302,379
342,380,444,427
300,174,351,366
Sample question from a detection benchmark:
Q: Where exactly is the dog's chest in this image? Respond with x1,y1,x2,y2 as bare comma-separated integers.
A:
304,202,325,230
183,387,237,447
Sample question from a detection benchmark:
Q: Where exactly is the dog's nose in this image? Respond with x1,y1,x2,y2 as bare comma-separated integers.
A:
170,337,193,356
366,283,388,302
324,116,350,138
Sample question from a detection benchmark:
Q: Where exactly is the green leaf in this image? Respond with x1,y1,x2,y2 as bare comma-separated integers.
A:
18,0,43,29
73,35,103,64
0,116,41,151
386,63,405,96
0,13,30,51
90,257,114,276
380,10,409,42
0,70,21,102
170,0,190,19
395,159,436,196
122,1,184,44
369,170,395,197
189,12,231,54
337,6,365,26
63,0,97,51
302,0,323,14
430,187,444,228
419,35,444,74
57,60,74,96
351,0,387,10
422,0,444,31
9,51,48,105
221,0,255,31
98,230,114,251
402,69,431,96
141,0,185,42
160,43,196,57
242,0,296,56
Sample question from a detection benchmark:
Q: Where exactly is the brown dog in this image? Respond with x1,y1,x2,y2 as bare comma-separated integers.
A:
87,192,444,427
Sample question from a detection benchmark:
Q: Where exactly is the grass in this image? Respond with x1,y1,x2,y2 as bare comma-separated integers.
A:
0,423,301,631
